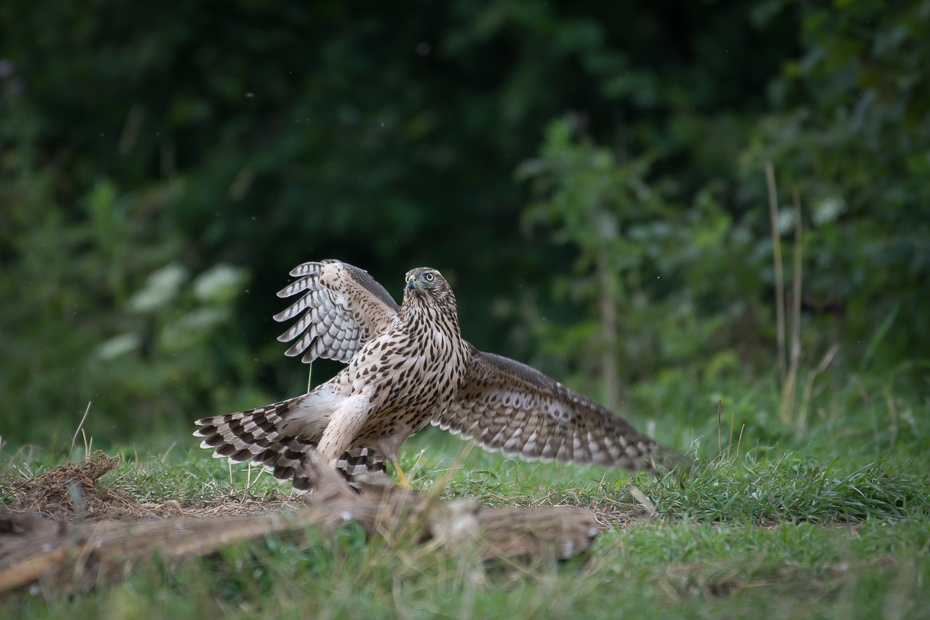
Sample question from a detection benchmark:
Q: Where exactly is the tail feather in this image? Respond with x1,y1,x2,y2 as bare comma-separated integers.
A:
194,397,386,491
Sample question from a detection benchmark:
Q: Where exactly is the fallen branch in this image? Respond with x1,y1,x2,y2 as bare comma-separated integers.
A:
0,449,600,593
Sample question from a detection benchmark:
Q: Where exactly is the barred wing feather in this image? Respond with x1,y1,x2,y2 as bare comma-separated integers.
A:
274,260,400,363
434,345,686,475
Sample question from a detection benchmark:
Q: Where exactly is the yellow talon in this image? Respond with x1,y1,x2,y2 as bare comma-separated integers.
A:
390,459,413,489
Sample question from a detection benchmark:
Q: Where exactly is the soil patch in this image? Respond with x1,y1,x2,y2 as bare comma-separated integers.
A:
3,451,138,521
2,451,292,523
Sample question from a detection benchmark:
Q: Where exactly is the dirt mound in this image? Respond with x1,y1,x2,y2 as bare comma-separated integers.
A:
5,450,137,521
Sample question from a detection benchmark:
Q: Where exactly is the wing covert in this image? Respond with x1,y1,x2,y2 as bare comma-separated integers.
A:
274,260,400,363
433,344,685,475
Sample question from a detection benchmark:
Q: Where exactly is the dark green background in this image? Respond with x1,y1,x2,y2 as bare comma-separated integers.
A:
1,0,927,447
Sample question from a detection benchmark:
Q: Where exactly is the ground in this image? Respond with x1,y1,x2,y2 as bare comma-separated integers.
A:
1,385,929,619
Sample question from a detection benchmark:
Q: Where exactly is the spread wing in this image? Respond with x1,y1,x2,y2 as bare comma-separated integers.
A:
433,344,686,475
274,260,401,363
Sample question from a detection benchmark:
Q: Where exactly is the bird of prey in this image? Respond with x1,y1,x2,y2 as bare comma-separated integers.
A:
195,260,682,490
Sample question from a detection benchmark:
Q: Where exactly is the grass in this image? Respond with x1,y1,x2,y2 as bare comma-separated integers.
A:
2,372,929,619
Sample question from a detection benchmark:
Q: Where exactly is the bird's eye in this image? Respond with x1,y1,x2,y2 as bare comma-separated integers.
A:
425,273,434,282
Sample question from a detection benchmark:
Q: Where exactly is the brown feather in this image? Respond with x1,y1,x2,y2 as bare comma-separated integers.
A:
196,260,687,492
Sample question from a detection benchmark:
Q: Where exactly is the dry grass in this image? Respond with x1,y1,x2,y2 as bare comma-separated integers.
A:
1,450,293,523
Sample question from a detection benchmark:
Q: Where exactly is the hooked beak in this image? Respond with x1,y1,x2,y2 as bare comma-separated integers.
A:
406,277,419,290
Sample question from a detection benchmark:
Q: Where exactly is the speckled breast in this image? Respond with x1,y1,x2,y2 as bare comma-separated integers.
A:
349,305,467,440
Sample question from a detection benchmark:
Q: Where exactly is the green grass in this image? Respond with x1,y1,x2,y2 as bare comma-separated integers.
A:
2,373,929,619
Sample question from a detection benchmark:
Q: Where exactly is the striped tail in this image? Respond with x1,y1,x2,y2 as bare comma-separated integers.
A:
194,397,386,491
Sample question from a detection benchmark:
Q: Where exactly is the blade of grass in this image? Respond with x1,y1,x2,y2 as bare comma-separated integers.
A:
781,188,803,427
766,163,787,390
860,304,899,373
68,401,92,461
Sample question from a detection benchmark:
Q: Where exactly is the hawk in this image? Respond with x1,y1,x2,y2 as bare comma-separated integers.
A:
195,260,683,490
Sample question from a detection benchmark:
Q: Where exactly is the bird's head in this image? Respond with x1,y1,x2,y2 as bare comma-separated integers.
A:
403,267,455,309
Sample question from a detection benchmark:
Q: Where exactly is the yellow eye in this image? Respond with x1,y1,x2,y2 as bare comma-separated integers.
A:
425,273,434,282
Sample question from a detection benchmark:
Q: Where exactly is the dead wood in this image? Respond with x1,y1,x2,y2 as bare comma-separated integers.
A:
0,449,600,593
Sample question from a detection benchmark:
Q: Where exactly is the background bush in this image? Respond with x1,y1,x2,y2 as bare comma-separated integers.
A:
1,0,926,446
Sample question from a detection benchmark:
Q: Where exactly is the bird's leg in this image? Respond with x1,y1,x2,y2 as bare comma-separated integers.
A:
377,430,414,489
317,396,369,464
389,459,413,489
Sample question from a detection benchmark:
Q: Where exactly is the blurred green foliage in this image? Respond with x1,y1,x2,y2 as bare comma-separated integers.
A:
517,117,766,409
0,0,926,445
